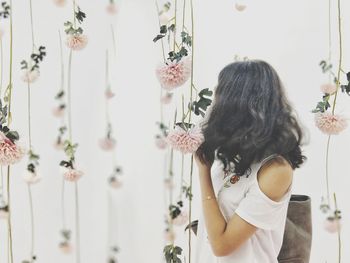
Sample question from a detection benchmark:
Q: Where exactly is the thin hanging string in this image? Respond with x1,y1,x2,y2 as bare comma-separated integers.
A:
110,25,117,61
7,0,14,261
155,0,166,63
333,193,341,263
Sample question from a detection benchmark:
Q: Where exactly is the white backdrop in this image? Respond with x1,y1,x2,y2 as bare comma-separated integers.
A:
0,0,349,262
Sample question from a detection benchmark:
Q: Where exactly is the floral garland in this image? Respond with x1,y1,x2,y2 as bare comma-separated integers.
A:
154,1,212,262
313,0,347,262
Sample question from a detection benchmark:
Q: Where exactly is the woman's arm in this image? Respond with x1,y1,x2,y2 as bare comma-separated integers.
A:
196,157,293,257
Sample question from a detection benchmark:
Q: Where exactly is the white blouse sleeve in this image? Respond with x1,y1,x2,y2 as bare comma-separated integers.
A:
234,179,291,230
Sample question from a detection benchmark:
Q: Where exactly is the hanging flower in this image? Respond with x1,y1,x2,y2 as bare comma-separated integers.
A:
155,135,168,150
21,69,40,84
109,176,122,189
164,229,176,243
164,178,175,190
235,2,247,11
99,137,116,151
324,217,342,233
160,92,173,105
23,170,41,184
156,58,191,91
159,13,170,25
167,125,204,154
53,0,66,7
173,211,188,226
320,83,337,95
63,168,83,182
54,138,65,150
0,131,25,166
66,34,88,51
52,105,65,118
59,242,73,254
314,112,348,135
106,2,118,15
105,88,115,99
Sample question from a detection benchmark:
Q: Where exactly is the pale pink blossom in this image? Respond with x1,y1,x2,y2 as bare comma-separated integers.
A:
324,218,342,233
164,230,176,243
167,125,204,154
320,84,337,95
173,211,188,226
235,2,247,11
59,242,73,254
66,34,88,51
159,13,170,25
164,178,175,190
52,106,65,118
156,58,191,91
23,170,41,184
63,168,83,182
105,88,115,99
314,112,348,135
53,0,66,7
54,139,65,150
109,176,122,189
160,92,173,105
99,137,116,151
21,69,40,83
106,2,118,15
0,132,25,166
155,136,168,150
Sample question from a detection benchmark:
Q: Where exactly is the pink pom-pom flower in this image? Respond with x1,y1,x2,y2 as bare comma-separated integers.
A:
164,178,175,190
0,132,25,166
53,0,66,7
173,211,188,226
52,106,65,118
235,3,247,11
324,217,342,233
320,84,337,95
106,2,118,15
105,88,115,99
156,58,191,91
21,69,40,84
167,125,204,154
66,34,88,51
23,170,41,184
109,176,123,189
59,242,73,254
63,168,83,182
314,112,348,135
164,229,176,243
160,92,173,105
99,137,116,151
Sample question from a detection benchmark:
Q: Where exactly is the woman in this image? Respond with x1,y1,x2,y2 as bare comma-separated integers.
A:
194,60,306,263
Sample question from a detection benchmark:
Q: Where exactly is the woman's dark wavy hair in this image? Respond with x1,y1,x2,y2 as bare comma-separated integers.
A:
196,60,307,176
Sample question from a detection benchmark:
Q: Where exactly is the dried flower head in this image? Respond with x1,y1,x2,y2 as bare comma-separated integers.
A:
66,34,88,51
156,58,191,91
324,217,342,233
314,112,348,135
63,168,83,182
21,69,40,84
23,170,41,184
160,92,173,105
99,137,116,151
53,0,66,7
167,125,204,154
0,131,25,166
320,83,337,95
155,135,168,150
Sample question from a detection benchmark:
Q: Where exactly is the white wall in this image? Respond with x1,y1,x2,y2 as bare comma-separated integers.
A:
0,0,349,262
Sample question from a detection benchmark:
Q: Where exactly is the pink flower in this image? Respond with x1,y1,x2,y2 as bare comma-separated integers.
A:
155,136,168,150
0,132,25,166
314,112,348,135
106,3,118,15
53,0,66,7
59,242,73,254
21,69,40,83
105,88,115,99
159,13,170,25
63,168,83,182
164,229,176,243
66,34,88,51
173,211,188,226
99,137,116,151
54,139,65,150
324,218,342,233
160,92,173,105
156,58,191,91
52,106,65,118
109,176,122,189
23,170,41,184
167,125,204,154
320,84,337,95
164,178,175,190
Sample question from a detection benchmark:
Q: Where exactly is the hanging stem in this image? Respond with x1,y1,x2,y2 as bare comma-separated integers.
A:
27,83,32,150
155,1,166,63
7,167,13,263
331,0,342,114
188,0,194,124
173,0,177,52
110,24,117,60
188,155,194,263
75,182,81,263
67,49,73,140
29,0,35,52
27,185,35,262
333,193,341,263
324,135,331,206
